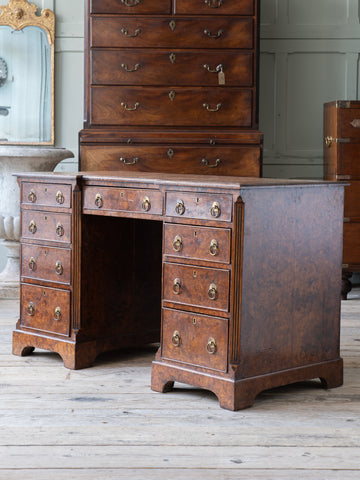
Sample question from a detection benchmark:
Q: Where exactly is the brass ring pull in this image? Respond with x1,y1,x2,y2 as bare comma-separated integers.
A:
28,190,36,203
142,196,151,212
208,283,217,300
28,257,36,271
28,220,37,234
121,102,140,111
201,158,221,168
205,0,223,8
121,63,142,72
56,223,64,237
203,28,224,39
203,103,222,112
210,201,221,218
324,136,333,148
55,261,63,275
121,27,142,37
209,239,219,256
172,235,183,252
203,63,223,73
171,330,181,347
26,302,35,316
121,0,142,6
206,337,217,354
120,157,139,165
172,278,182,295
175,199,185,216
95,193,103,208
56,191,64,205
54,307,62,321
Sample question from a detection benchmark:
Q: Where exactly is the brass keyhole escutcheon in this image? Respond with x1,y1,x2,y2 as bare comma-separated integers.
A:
193,270,197,278
169,90,176,102
193,317,197,325
169,53,176,64
167,148,174,159
169,20,176,31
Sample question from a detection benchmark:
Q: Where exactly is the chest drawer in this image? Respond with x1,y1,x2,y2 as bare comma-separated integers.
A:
91,87,252,128
80,145,261,177
176,0,254,15
91,49,253,87
339,108,360,138
91,17,253,49
90,0,171,14
21,182,71,208
162,308,228,372
83,186,163,215
164,223,231,264
22,210,71,244
165,191,232,222
21,244,71,285
20,284,70,336
338,144,360,176
163,263,230,312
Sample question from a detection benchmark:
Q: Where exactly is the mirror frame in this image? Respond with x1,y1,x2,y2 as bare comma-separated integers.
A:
0,0,55,145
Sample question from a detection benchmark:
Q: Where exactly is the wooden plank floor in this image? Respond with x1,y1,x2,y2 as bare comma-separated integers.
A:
0,289,359,479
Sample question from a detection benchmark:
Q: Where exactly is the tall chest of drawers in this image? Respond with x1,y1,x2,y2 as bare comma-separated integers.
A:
79,0,263,176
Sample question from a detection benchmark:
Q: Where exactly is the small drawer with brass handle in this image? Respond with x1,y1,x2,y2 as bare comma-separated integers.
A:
20,284,70,336
176,0,254,15
21,244,71,284
164,224,230,263
22,182,71,208
90,0,171,14
165,192,232,222
162,308,228,372
163,263,230,312
22,210,71,244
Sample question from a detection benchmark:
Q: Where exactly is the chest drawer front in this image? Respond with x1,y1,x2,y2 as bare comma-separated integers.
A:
22,210,71,244
344,181,360,218
22,182,71,208
21,244,71,284
164,223,231,263
163,263,230,312
176,0,254,15
340,108,360,138
90,0,171,14
162,308,228,372
83,186,163,215
80,145,261,177
91,17,253,49
165,191,232,222
91,49,253,87
20,284,70,336
339,144,360,176
91,87,252,127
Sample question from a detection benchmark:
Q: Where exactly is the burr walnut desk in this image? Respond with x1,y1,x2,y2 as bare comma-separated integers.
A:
13,171,344,410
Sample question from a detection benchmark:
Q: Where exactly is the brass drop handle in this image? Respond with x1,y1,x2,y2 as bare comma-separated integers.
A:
201,158,221,168
171,330,181,347
121,0,142,7
28,257,36,271
203,103,222,112
203,28,224,39
175,199,185,215
121,63,142,72
28,220,37,234
56,223,64,237
55,261,63,275
209,239,219,256
172,235,183,252
56,191,64,205
28,190,36,203
203,63,223,73
324,136,333,148
206,337,217,354
172,278,182,295
54,307,62,321
95,193,103,208
208,283,218,300
205,0,223,8
120,157,139,165
210,201,221,218
120,27,142,37
142,196,151,212
26,302,35,316
121,102,140,111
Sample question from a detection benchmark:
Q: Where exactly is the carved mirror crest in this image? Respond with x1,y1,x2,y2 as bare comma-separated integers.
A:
0,0,55,144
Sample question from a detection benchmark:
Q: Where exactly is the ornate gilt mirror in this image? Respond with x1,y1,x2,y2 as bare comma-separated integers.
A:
0,0,54,144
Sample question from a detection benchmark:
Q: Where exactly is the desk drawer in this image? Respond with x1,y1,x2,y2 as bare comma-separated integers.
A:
83,186,163,215
91,17,253,49
162,308,228,372
91,0,171,14
22,210,71,244
21,182,71,208
165,191,232,222
164,223,231,263
21,244,71,284
176,0,254,15
20,284,70,336
163,263,230,312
